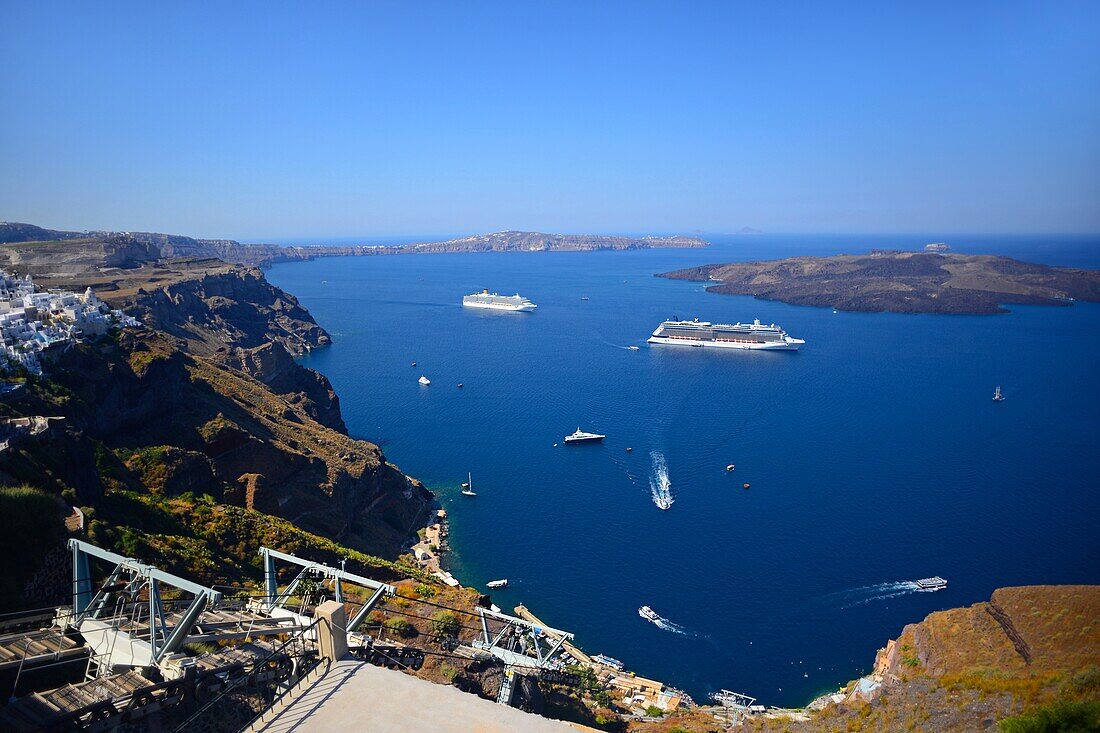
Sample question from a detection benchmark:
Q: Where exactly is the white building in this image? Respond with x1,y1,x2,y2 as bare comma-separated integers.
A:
0,270,141,375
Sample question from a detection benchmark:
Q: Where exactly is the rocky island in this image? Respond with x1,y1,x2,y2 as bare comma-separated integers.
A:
659,250,1100,315
0,223,707,270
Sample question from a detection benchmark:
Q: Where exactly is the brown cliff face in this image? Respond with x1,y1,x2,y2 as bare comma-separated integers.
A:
3,331,429,557
118,266,332,357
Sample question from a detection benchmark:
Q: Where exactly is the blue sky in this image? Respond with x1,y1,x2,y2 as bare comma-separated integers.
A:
1,1,1098,238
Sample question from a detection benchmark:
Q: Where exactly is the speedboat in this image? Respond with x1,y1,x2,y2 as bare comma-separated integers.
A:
486,579,508,589
564,428,605,443
915,576,947,591
726,464,735,472
418,376,431,386
638,605,660,624
993,386,1004,402
627,345,640,351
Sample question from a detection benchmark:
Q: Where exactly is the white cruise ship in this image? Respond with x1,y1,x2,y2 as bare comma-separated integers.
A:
462,289,537,312
648,318,804,351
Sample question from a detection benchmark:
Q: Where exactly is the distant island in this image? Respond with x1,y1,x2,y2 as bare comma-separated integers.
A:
0,223,708,271
659,250,1100,315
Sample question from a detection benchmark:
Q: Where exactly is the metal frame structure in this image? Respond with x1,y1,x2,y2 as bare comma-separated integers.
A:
69,538,222,665
258,547,396,632
472,607,574,705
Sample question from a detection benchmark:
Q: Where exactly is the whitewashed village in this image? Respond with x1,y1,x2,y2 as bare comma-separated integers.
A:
0,269,140,375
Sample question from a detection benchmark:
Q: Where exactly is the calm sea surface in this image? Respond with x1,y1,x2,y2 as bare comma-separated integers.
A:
267,234,1100,706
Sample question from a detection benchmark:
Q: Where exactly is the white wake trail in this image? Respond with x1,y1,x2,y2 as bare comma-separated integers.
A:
649,451,674,510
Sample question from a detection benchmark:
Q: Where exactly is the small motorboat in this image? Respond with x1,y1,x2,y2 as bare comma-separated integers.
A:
486,579,508,589
626,447,633,452
627,345,640,351
742,483,750,489
411,361,417,366
726,464,735,472
993,386,1004,402
581,295,590,301
457,383,464,388
418,376,431,386
461,472,477,497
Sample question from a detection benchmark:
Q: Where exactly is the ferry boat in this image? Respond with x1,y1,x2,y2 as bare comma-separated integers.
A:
993,386,1004,402
592,654,625,671
915,576,947,591
418,375,431,386
486,579,508,589
461,472,476,497
564,428,605,444
648,318,804,351
638,605,660,624
462,289,537,312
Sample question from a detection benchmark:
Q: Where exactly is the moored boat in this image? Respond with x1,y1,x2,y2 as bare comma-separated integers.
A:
564,428,605,443
462,289,537,312
648,318,804,351
486,579,508,589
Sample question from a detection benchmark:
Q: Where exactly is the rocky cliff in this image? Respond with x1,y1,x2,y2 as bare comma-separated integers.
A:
1,222,708,269
730,585,1100,733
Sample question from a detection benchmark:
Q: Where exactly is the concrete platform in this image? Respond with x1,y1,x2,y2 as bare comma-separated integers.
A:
253,659,576,733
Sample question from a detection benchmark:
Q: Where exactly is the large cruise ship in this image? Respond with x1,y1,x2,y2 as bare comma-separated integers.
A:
462,290,537,312
648,318,804,351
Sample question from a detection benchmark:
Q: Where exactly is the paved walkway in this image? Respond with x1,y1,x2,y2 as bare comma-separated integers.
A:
253,659,575,733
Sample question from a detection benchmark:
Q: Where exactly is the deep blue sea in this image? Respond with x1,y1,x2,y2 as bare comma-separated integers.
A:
267,234,1100,707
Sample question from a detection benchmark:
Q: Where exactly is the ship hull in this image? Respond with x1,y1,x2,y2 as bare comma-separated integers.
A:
647,336,802,351
462,300,536,312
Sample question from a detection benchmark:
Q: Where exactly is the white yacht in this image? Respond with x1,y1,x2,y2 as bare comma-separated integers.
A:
418,375,431,386
564,428,605,444
486,579,508,589
638,605,660,623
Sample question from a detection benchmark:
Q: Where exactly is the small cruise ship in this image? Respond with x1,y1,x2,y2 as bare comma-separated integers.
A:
564,428,605,444
638,605,660,623
915,576,948,591
462,289,537,312
648,318,804,351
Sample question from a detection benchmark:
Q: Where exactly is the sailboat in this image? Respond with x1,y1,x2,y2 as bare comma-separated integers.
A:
993,386,1004,402
461,472,477,497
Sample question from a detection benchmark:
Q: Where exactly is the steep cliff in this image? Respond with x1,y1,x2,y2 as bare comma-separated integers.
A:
729,586,1100,733
0,329,429,558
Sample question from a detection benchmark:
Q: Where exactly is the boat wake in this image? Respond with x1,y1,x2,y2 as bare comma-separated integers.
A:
825,581,932,609
641,608,692,636
649,452,674,510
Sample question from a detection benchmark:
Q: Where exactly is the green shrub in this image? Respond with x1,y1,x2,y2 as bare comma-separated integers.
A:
431,611,460,638
0,486,66,610
644,705,663,717
999,700,1100,732
383,618,416,638
414,582,437,598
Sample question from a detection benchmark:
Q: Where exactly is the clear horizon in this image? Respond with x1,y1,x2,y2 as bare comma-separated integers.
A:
2,1,1098,238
